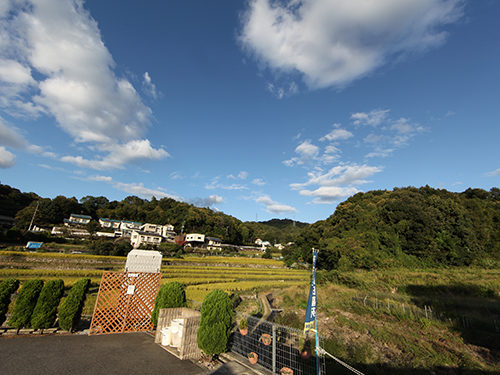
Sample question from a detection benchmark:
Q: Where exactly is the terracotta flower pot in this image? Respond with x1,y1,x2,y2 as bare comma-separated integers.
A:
300,347,311,359
239,327,248,336
261,333,271,345
248,352,258,364
281,367,293,375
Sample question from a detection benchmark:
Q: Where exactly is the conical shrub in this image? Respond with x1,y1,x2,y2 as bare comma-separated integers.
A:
58,278,90,332
0,278,20,326
151,281,187,326
31,279,65,331
197,289,233,356
8,279,44,330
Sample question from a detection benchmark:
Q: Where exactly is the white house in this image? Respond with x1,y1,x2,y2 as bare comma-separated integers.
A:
205,237,222,251
99,218,121,229
64,214,92,226
120,220,142,237
130,230,163,249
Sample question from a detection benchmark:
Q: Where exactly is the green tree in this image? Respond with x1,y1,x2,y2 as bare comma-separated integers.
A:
86,220,101,239
197,289,233,357
31,279,65,331
8,279,44,331
150,281,187,326
0,278,19,325
58,278,91,332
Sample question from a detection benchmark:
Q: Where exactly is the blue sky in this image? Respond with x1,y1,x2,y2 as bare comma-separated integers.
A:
1,0,499,224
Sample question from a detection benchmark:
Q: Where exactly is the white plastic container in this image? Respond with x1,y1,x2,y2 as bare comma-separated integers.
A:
170,326,179,347
161,327,171,346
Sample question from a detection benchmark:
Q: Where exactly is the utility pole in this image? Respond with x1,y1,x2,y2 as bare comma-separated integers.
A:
28,201,39,231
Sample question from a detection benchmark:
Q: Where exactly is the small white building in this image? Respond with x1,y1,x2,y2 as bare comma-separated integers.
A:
185,233,205,243
206,237,222,251
64,214,92,226
130,230,163,249
120,220,142,237
99,218,121,229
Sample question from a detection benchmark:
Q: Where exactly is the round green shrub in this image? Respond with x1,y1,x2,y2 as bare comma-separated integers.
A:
31,279,65,330
197,289,233,356
151,281,187,326
0,278,20,326
8,279,44,329
58,278,90,332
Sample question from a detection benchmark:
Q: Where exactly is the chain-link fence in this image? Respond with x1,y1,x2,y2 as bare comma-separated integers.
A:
230,314,326,375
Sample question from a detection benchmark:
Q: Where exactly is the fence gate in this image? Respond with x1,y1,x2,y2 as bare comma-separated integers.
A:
89,271,161,335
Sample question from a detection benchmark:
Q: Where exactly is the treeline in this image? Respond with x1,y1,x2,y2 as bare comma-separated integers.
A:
0,184,306,246
284,186,500,269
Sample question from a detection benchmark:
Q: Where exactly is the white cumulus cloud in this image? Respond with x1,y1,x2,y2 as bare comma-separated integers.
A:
239,0,464,89
0,0,167,170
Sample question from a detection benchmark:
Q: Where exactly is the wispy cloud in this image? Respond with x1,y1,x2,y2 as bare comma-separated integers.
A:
239,0,464,90
485,168,500,177
142,72,160,100
252,178,266,186
87,175,182,200
0,0,168,170
205,176,249,191
255,195,297,215
190,194,225,208
351,109,390,127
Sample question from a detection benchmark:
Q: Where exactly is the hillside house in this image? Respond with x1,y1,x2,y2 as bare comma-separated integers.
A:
64,214,92,226
130,230,163,249
206,237,222,251
99,218,121,229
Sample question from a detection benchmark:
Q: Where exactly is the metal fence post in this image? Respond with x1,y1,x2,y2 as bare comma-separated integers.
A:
272,323,276,374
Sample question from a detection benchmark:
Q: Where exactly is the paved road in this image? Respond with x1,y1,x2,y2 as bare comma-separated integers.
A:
0,332,207,375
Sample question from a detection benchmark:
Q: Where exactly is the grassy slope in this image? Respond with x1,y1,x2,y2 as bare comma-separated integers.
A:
275,269,500,374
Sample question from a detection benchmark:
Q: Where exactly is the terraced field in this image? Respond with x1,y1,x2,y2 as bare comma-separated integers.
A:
0,251,309,311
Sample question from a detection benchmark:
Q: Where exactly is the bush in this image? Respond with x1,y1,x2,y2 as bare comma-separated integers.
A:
0,278,20,325
197,289,233,356
151,281,187,326
31,279,65,331
58,278,90,332
8,279,44,330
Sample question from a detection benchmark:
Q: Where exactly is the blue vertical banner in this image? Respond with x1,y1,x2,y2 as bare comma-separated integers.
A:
304,248,318,333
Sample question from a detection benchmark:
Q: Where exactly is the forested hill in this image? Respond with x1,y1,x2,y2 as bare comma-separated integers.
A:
284,186,500,269
0,184,306,246
243,219,309,246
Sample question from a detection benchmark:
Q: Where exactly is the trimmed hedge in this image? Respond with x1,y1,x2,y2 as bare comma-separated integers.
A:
31,279,65,330
8,279,44,329
197,289,233,356
58,278,90,332
0,278,20,325
151,281,187,326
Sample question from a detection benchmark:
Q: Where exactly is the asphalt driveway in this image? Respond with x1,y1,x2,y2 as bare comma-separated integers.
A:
0,332,207,375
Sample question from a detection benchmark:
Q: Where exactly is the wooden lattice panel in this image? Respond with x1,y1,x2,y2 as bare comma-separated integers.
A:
89,271,161,335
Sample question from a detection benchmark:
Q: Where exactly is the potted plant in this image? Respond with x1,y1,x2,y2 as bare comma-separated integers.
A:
281,367,293,375
239,318,248,336
248,352,258,364
299,336,312,359
260,333,271,345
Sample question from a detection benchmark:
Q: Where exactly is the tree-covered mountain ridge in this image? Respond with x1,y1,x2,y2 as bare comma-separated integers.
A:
0,183,307,246
285,186,500,269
